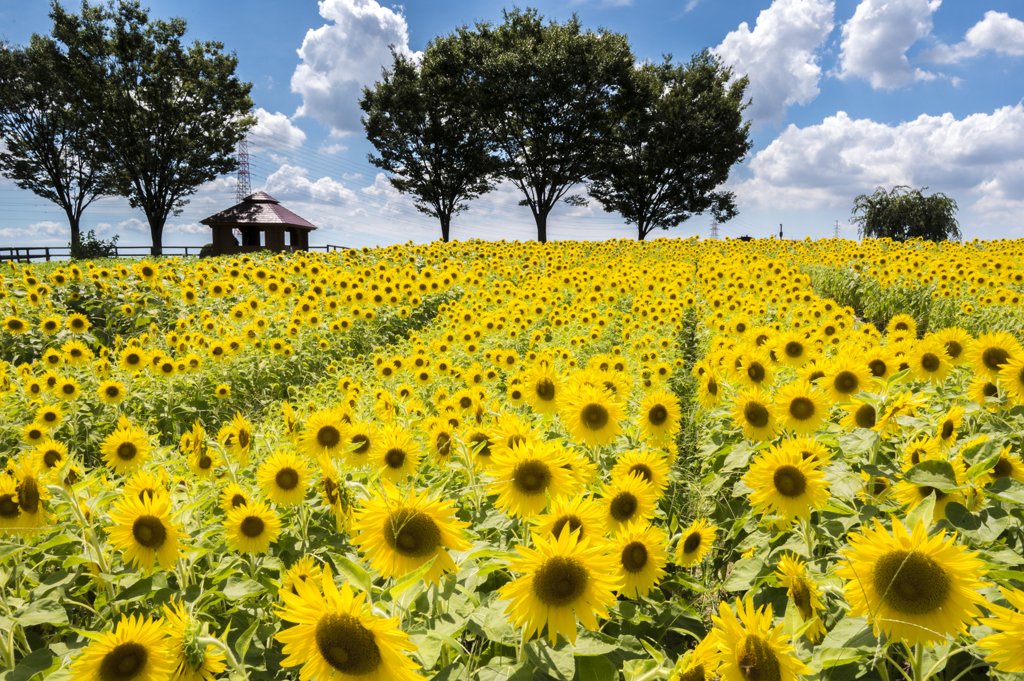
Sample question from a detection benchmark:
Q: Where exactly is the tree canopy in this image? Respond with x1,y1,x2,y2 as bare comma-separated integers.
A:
851,185,961,243
360,47,501,243
588,51,751,240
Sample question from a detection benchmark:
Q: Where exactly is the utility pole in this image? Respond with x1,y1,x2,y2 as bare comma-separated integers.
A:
235,135,251,202
833,220,840,239
710,220,719,239
779,223,783,240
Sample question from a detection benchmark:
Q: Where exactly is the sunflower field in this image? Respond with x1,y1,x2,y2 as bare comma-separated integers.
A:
3,236,1024,681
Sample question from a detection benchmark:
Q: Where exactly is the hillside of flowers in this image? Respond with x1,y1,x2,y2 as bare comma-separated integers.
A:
2,236,1024,681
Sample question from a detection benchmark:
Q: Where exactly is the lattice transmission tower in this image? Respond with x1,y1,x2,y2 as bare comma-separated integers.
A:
710,220,719,239
833,220,841,239
235,135,251,202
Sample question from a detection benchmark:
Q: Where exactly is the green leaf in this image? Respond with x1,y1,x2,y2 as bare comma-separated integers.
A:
222,577,265,601
14,598,68,626
11,648,56,681
576,655,618,681
942,503,1010,543
903,460,961,492
331,553,373,594
639,638,663,665
838,430,879,457
476,660,532,681
965,440,1004,480
904,493,936,531
234,618,259,661
987,478,1024,504
389,557,436,600
525,639,574,681
723,555,765,592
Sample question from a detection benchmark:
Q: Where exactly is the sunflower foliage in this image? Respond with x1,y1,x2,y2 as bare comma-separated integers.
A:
1,238,1024,681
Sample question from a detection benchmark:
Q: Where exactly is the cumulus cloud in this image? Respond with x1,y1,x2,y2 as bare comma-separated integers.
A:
263,164,358,205
291,0,421,136
732,104,1024,223
712,0,835,127
0,220,67,240
920,11,1024,63
249,107,307,151
117,218,150,233
837,0,941,89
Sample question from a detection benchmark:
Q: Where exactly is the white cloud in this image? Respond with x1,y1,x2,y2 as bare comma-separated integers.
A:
263,164,358,205
0,221,66,240
117,218,149,233
165,223,207,235
291,0,421,136
920,11,1024,63
712,0,835,127
250,107,307,151
732,104,1024,224
321,143,349,155
837,0,941,89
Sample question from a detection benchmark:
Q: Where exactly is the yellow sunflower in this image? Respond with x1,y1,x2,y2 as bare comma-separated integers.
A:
227,412,253,464
532,493,606,544
499,525,620,646
697,371,722,409
461,425,496,470
559,384,624,446
773,380,827,436
8,453,49,534
374,425,422,483
426,421,455,467
978,586,1024,672
821,356,871,403
100,422,151,475
281,556,323,597
773,330,811,368
892,457,965,524
778,436,832,465
838,518,988,646
299,407,348,459
998,356,1024,405
775,553,826,642
526,367,561,415
35,402,64,428
932,326,973,365
124,470,167,504
600,472,658,535
675,518,717,567
610,449,671,497
731,387,778,442
97,379,127,405
488,439,577,518
344,421,378,469
908,340,951,383
0,476,23,535
613,521,668,599
276,567,421,681
225,499,281,554
32,438,69,474
936,404,964,446
219,482,250,514
351,483,471,585
22,422,48,446
638,389,681,443
107,494,185,572
257,449,311,506
163,600,227,681
70,614,173,681
670,634,719,681
743,447,829,521
970,330,1021,379
712,597,811,681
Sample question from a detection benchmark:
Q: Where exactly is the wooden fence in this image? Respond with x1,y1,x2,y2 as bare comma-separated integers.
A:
0,244,349,263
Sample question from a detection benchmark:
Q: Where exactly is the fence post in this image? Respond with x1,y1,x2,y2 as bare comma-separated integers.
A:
45,247,50,262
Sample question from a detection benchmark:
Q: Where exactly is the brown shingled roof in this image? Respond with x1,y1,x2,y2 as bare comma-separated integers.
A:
200,191,317,230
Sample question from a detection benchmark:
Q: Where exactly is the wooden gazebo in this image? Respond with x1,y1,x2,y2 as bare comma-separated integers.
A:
200,191,317,255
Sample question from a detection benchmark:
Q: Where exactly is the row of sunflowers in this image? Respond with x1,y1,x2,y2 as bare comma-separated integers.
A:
1,236,1024,681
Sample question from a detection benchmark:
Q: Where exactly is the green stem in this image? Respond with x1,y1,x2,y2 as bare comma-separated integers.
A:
198,636,248,681
912,642,924,681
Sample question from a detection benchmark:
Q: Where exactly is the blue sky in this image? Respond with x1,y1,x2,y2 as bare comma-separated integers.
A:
2,0,1024,248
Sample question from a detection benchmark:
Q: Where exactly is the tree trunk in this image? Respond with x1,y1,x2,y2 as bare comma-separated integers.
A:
67,213,81,250
439,214,450,243
638,223,648,241
147,214,165,256
535,210,548,243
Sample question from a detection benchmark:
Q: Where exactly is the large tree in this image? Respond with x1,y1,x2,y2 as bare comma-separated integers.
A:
433,7,634,243
851,185,961,243
360,48,501,243
53,0,255,255
0,15,117,250
588,51,751,240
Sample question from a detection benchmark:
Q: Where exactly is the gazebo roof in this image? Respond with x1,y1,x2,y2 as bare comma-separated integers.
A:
200,191,317,230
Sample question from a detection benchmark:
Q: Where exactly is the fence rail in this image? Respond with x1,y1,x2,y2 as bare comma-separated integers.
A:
0,244,349,262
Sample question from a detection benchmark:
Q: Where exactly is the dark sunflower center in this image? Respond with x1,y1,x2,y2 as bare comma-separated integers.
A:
784,341,804,358
106,386,121,398
917,486,947,501
678,665,706,681
0,494,19,519
629,463,654,483
982,347,1010,372
99,642,149,681
383,510,440,558
990,456,1013,478
746,363,766,383
132,515,167,549
18,478,40,514
323,477,339,504
198,455,212,470
62,384,75,395
682,531,702,555
833,370,859,395
535,379,555,401
276,468,299,491
744,402,770,429
872,550,951,616
868,359,887,377
854,404,876,429
240,516,265,538
43,412,58,423
790,578,812,618
351,434,371,455
532,556,588,607
773,465,807,498
807,370,825,383
788,397,815,421
43,449,62,468
551,514,584,540
507,435,525,450
982,382,998,398
944,340,962,359
314,613,382,675
736,634,782,681
384,448,406,469
580,403,609,431
920,353,940,372
707,378,718,395
648,405,668,427
231,494,246,508
116,442,138,461
513,460,550,496
435,433,451,457
620,541,648,573
940,421,954,440
610,492,638,522
317,426,341,449
469,434,491,457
